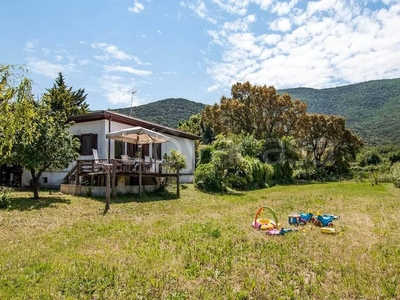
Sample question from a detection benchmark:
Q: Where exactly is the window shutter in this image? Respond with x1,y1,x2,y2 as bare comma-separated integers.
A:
91,134,98,150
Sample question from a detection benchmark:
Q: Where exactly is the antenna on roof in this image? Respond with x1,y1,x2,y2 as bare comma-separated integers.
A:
130,90,137,117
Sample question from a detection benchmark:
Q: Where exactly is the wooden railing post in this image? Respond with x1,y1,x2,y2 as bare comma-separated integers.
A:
75,161,80,186
139,161,142,196
112,160,116,198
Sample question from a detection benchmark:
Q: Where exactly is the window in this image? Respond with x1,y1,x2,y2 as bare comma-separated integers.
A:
127,143,139,157
77,134,98,155
152,143,162,160
114,140,125,159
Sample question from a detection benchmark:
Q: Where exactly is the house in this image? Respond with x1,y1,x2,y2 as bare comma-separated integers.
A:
21,110,200,191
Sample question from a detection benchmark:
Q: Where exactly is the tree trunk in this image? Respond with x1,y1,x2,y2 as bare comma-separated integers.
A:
103,165,111,215
30,170,40,199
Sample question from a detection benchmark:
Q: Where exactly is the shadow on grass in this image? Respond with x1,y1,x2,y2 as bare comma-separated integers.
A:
9,196,71,211
87,189,180,205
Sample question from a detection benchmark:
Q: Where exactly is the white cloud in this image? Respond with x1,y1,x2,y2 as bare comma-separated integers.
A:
104,65,152,76
271,0,299,16
41,48,51,55
211,0,249,15
128,1,145,13
207,84,220,92
26,58,76,78
161,71,177,75
24,40,37,52
222,14,256,31
56,55,63,61
100,75,141,105
270,17,292,32
91,42,149,65
78,59,91,65
203,0,400,92
91,43,132,60
181,1,217,24
157,30,162,34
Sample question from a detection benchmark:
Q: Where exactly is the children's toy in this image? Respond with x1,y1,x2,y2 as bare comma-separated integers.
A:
252,206,278,231
322,214,340,220
288,211,314,226
313,213,334,227
321,227,341,234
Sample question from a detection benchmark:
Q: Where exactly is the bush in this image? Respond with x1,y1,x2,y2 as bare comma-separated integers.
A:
0,188,11,209
238,135,263,158
194,163,224,192
246,157,273,188
198,145,212,165
224,158,252,190
163,149,187,171
391,162,400,188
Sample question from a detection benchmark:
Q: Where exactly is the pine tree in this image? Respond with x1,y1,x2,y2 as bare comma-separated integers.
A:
44,72,89,118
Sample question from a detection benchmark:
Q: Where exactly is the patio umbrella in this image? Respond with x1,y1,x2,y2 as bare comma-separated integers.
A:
106,126,170,145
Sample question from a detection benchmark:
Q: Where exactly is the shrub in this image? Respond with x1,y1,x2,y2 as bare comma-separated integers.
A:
358,150,382,167
245,157,273,188
194,163,224,192
163,149,187,171
198,145,212,165
224,158,252,190
238,135,263,158
391,162,400,188
0,188,11,209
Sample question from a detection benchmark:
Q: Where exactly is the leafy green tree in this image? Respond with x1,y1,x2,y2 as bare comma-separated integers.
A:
43,72,89,118
202,82,307,140
0,65,34,160
10,100,79,199
297,113,363,170
1,66,79,198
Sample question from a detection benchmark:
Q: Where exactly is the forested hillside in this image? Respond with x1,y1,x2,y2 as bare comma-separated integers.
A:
280,78,400,145
113,79,400,145
113,98,205,128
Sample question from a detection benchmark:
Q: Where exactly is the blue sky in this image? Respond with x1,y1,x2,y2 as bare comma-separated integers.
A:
1,0,399,110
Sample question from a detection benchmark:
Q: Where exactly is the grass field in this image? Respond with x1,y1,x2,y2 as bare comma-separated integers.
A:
1,182,400,299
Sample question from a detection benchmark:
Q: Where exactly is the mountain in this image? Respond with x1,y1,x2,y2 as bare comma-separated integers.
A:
279,78,400,145
112,79,400,145
113,98,205,128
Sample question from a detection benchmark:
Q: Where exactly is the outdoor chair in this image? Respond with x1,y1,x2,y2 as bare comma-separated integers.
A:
144,156,155,172
92,149,105,172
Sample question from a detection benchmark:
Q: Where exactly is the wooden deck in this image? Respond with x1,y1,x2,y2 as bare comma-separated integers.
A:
63,159,181,196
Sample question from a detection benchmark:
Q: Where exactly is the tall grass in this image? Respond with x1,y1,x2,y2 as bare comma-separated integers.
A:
1,182,399,299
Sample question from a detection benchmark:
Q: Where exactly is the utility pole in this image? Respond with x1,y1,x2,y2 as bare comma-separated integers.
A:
130,90,137,117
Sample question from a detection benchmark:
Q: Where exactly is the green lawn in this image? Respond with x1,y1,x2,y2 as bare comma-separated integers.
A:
1,182,399,299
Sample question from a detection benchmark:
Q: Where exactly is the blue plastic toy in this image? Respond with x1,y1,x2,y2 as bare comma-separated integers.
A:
313,214,334,227
288,211,314,226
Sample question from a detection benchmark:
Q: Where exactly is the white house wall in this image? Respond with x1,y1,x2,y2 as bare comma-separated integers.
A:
22,119,108,187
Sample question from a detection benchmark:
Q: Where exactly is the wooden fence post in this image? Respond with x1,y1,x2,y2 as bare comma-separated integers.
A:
112,160,116,198
103,163,112,215
139,161,142,196
176,165,180,198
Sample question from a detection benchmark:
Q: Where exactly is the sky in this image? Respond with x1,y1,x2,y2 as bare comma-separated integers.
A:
1,0,399,110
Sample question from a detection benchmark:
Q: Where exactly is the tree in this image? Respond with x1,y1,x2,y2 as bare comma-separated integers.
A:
297,113,363,170
43,72,89,118
1,66,79,199
0,65,34,160
201,82,307,140
10,100,79,199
